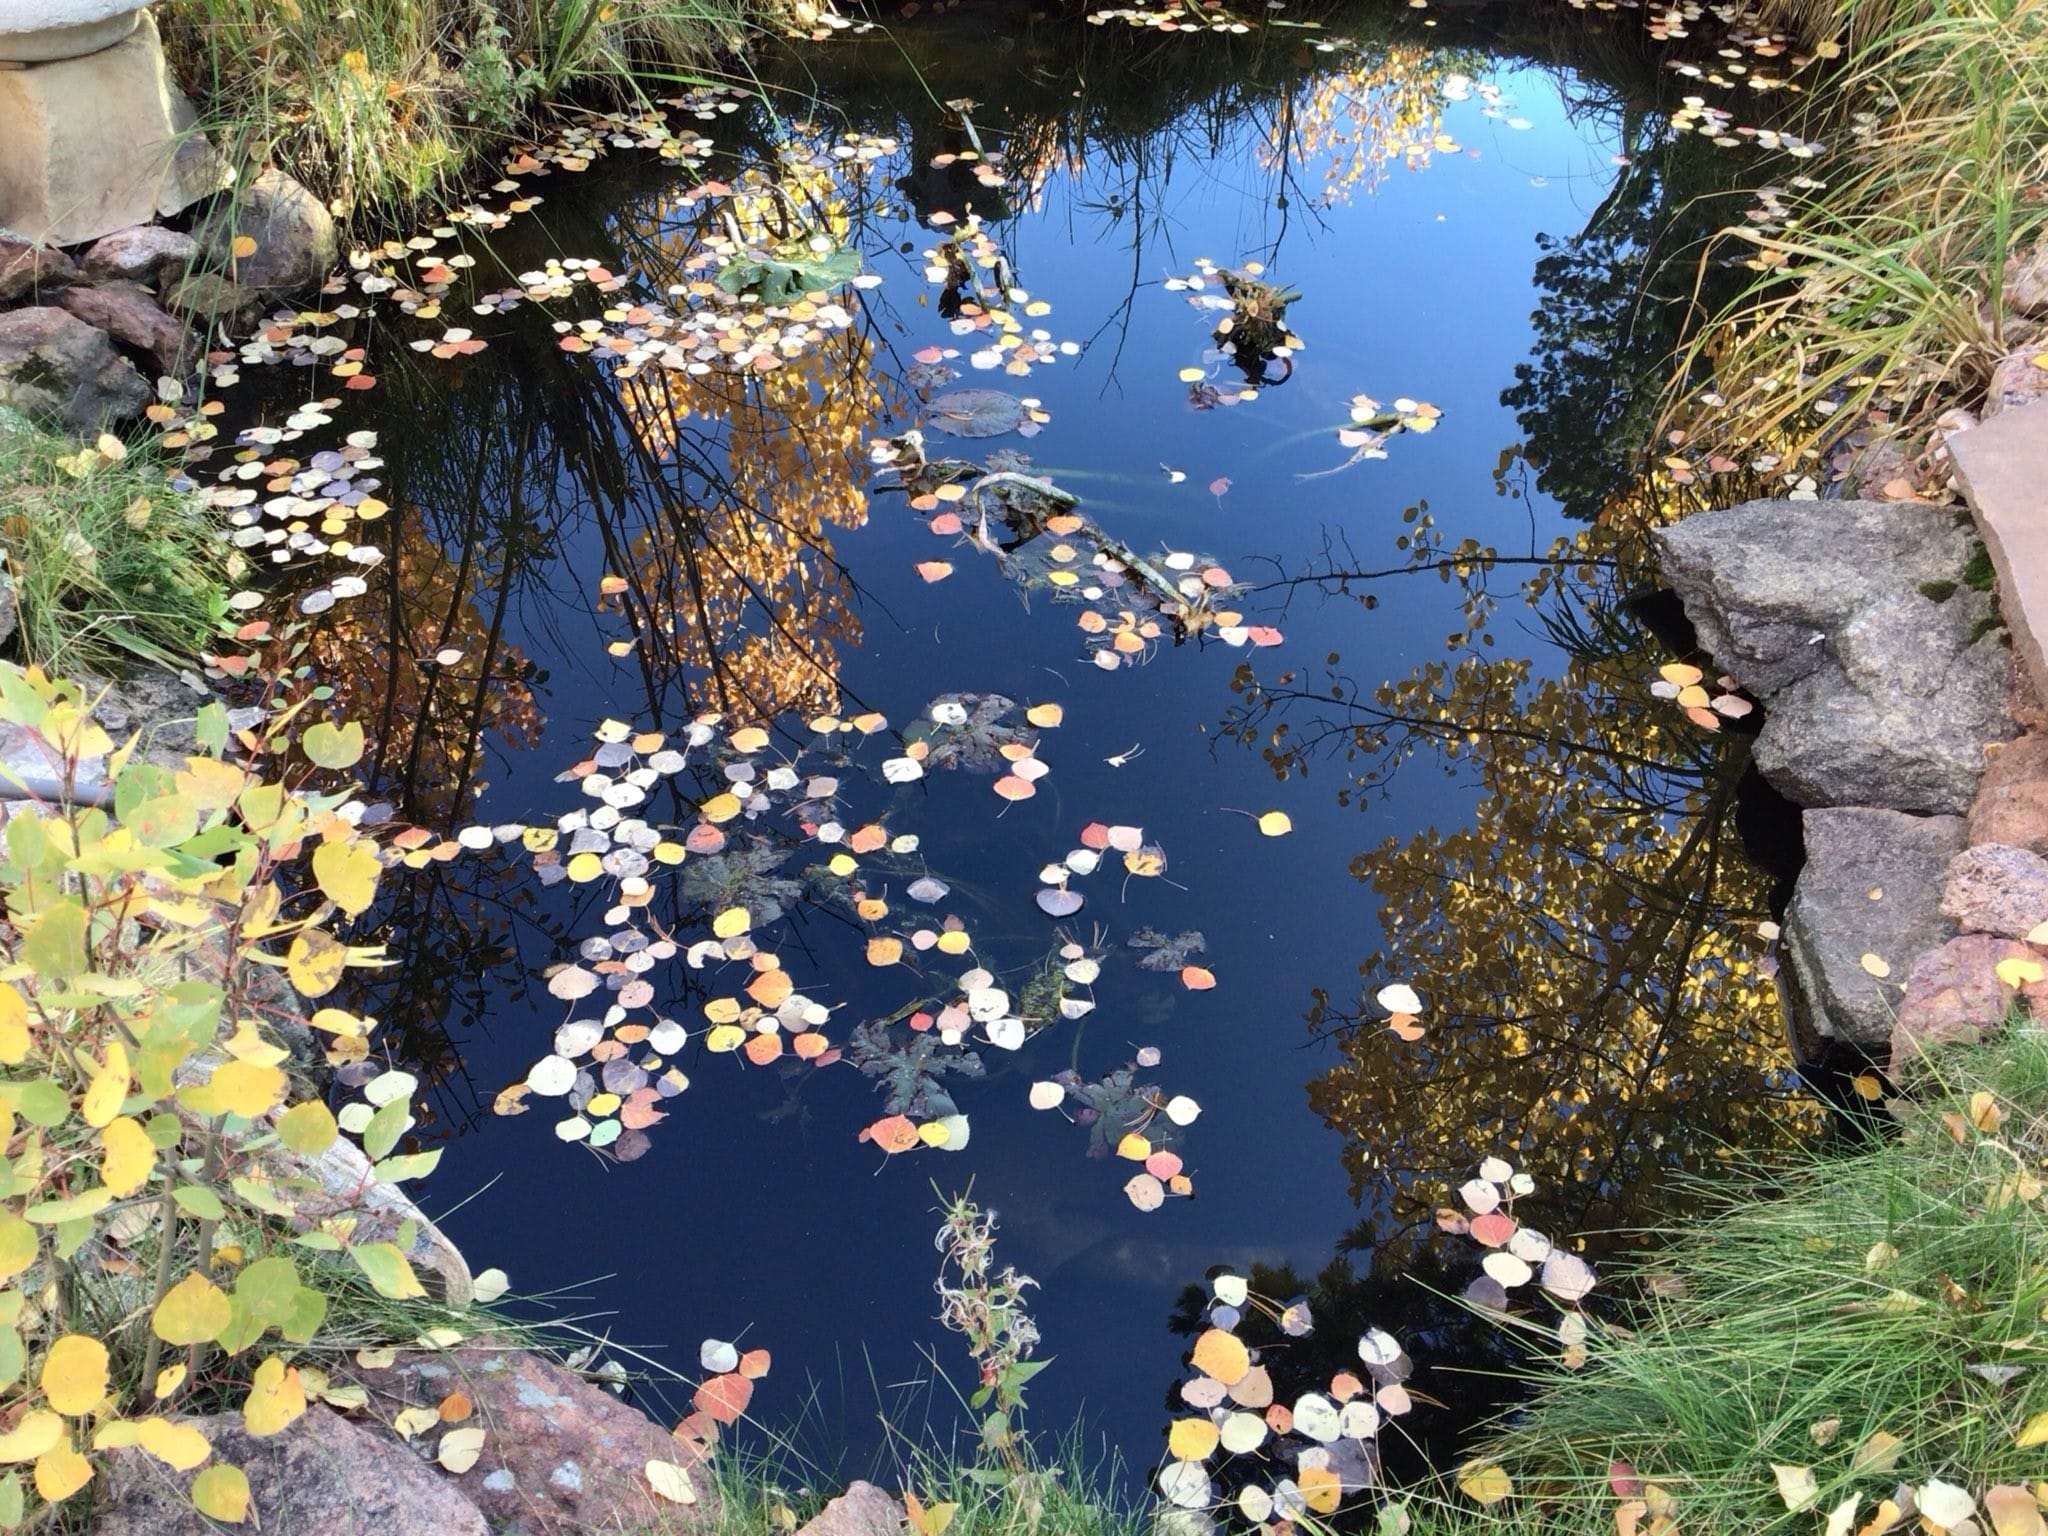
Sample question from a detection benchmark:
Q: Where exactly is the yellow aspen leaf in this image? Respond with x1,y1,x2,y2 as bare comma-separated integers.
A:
711,906,751,939
301,720,364,770
647,1459,698,1504
80,1040,130,1127
155,1365,187,1400
136,1416,211,1470
0,1210,35,1282
1190,1328,1249,1385
100,1115,154,1197
1168,1418,1219,1460
1773,1464,1819,1512
349,1242,426,1300
705,1024,745,1053
285,928,348,997
438,1425,486,1472
1116,1132,1151,1160
935,929,972,955
32,1444,90,1502
41,1336,108,1416
192,1462,251,1522
392,1405,441,1439
700,792,743,824
566,852,603,883
1998,956,2046,989
0,983,26,1064
152,1272,232,1345
243,1357,306,1436
1256,811,1292,836
2017,1413,2048,1449
866,936,903,966
1299,1465,1342,1515
1984,1485,2044,1536
230,234,259,259
1859,953,1890,979
729,726,770,753
1457,1463,1513,1505
0,1411,63,1463
1025,703,1064,727
181,1059,286,1119
311,840,381,917
176,756,248,811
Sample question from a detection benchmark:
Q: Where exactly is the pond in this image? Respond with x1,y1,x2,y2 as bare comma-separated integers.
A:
187,0,1828,1496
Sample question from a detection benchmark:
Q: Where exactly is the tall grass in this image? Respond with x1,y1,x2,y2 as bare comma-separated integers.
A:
0,414,227,675
1662,0,2048,471
1394,1020,2048,1535
158,0,766,218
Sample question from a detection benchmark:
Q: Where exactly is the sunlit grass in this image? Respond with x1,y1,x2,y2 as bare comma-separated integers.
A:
1662,0,2048,473
1394,1019,2048,1534
158,0,767,219
0,413,227,676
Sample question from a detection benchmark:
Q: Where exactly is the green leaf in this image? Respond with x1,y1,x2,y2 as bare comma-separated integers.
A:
716,243,862,305
171,1185,226,1221
301,720,365,770
195,701,229,756
362,1099,412,1162
275,1101,337,1156
0,1469,21,1529
191,1463,250,1522
234,1256,303,1326
5,1080,67,1128
372,1150,442,1183
20,900,86,981
25,1188,112,1224
350,1242,426,1300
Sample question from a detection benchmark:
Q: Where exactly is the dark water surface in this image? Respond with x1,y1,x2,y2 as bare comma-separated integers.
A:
212,3,1823,1490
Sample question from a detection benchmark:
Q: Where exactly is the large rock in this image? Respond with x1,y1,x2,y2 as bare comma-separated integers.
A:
193,168,337,296
348,1345,712,1535
0,237,77,302
1890,933,2038,1075
1656,499,2016,814
0,11,224,246
1970,736,2048,855
1783,807,1966,1049
1941,843,2048,938
0,304,149,430
1984,349,2048,420
94,1403,491,1535
58,280,190,376
800,1482,905,1536
80,223,198,287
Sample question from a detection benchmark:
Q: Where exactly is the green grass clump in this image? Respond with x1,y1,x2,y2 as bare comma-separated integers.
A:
1665,0,2048,471
1394,1021,2048,1535
158,0,763,219
0,415,227,675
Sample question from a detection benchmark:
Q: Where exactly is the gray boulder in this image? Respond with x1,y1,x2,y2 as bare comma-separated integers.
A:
0,304,149,429
1783,807,1965,1048
1656,499,2016,813
192,167,336,296
95,1403,491,1535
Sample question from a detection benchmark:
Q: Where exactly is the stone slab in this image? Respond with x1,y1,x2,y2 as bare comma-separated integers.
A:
1951,397,2048,719
0,12,223,246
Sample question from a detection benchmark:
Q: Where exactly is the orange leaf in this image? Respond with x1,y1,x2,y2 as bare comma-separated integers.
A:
692,1373,753,1425
861,1114,920,1153
439,1391,474,1422
1181,966,1216,991
738,1349,771,1380
743,1033,783,1065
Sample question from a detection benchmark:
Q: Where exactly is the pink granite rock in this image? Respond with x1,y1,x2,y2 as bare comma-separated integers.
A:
347,1345,712,1535
1889,933,2036,1076
94,1403,490,1536
1942,843,2048,937
1971,736,2048,856
798,1482,905,1536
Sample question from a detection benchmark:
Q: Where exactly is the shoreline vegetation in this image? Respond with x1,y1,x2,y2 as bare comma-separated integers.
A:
0,0,2040,1529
